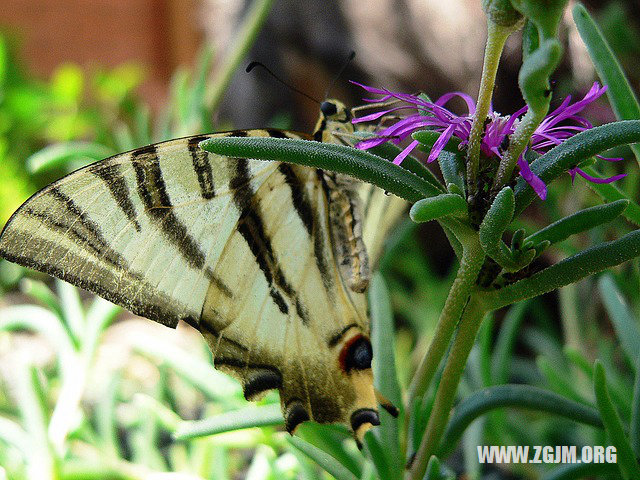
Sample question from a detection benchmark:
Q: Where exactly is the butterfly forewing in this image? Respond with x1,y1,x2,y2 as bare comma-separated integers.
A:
0,100,406,443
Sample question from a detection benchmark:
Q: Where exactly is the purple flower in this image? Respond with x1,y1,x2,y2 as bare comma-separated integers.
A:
351,81,624,200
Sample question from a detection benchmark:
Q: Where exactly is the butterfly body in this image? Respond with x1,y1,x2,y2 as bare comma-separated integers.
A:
0,100,404,443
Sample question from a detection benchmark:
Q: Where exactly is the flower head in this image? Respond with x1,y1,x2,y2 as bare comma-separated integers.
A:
352,81,624,199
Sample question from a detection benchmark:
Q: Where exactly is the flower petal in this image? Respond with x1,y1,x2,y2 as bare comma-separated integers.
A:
571,168,627,184
393,140,420,165
517,155,547,200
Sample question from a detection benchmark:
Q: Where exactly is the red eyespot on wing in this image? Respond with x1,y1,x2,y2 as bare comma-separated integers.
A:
339,335,373,372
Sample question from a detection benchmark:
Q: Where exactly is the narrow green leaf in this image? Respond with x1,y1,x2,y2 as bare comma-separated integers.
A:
363,431,393,480
59,461,140,480
132,337,241,401
200,137,441,201
593,361,640,480
598,275,640,366
206,0,275,112
288,436,359,480
0,305,75,362
57,279,85,345
96,374,121,460
17,365,55,478
491,301,529,384
632,354,640,457
410,194,467,223
298,423,362,478
369,274,401,478
423,455,442,480
26,142,114,174
583,166,640,226
0,416,29,456
542,462,620,480
438,384,602,458
537,356,585,403
573,3,640,165
526,199,629,246
174,404,282,440
514,120,640,215
19,278,63,320
485,229,640,310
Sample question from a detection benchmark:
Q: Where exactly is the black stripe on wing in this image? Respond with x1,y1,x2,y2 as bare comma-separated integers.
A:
230,158,310,325
132,144,208,271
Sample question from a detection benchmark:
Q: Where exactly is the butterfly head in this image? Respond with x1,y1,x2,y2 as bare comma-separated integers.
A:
315,99,354,142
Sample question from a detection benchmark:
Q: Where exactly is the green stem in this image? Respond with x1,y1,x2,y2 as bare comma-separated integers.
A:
466,21,514,198
408,300,488,480
206,0,275,112
404,234,484,451
492,106,545,192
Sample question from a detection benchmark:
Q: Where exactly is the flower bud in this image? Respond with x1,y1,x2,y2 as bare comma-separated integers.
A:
482,0,523,27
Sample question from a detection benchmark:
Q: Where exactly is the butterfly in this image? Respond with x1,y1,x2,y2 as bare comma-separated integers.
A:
0,99,406,445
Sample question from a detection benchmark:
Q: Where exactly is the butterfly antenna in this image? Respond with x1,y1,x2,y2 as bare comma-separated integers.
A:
324,50,356,99
246,61,321,105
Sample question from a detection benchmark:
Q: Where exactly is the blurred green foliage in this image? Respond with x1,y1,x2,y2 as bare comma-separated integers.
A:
0,2,639,479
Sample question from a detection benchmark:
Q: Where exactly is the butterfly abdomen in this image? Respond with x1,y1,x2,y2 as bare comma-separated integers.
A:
321,172,370,293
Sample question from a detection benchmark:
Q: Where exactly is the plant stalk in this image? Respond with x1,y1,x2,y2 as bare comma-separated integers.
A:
408,300,488,480
404,235,484,454
466,21,514,198
206,0,275,113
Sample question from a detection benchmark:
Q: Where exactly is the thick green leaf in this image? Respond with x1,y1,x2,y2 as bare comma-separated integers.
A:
410,194,467,223
482,0,523,27
514,120,640,215
511,0,568,39
573,3,640,165
480,187,534,271
438,152,465,195
360,133,444,191
174,404,282,440
413,130,462,155
518,39,562,113
593,361,640,480
526,199,629,246
438,384,602,457
200,137,441,202
598,275,640,366
486,229,640,310
288,436,359,480
480,187,514,253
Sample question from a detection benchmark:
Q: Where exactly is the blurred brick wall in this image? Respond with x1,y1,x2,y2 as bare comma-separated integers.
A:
0,0,203,107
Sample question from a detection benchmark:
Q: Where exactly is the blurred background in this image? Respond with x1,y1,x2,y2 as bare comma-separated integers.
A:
0,1,639,479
